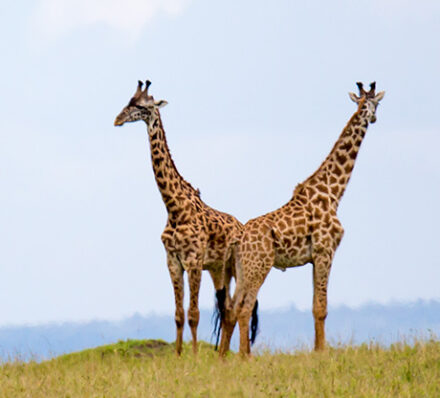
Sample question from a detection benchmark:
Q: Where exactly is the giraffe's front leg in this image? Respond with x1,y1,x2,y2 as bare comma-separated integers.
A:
187,253,202,354
187,266,202,355
312,250,333,351
166,253,185,356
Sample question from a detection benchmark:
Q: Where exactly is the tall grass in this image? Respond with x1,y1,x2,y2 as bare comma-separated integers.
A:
1,338,439,397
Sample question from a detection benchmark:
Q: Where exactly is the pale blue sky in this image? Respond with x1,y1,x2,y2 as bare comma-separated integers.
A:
1,0,439,325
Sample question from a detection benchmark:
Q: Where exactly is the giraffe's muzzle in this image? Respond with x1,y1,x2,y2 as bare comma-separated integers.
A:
114,117,124,126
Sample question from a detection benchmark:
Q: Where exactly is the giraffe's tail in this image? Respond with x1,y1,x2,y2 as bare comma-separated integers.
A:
212,286,226,351
250,299,259,345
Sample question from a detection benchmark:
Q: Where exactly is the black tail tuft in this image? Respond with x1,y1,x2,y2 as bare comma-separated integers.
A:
212,287,227,351
250,300,259,345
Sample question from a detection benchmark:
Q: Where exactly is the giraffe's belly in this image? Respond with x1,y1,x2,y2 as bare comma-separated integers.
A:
273,236,312,271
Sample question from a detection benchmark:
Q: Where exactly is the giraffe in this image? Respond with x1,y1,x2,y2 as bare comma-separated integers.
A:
114,80,242,355
219,82,385,357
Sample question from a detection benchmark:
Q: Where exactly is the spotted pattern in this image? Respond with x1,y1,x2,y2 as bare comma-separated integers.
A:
219,84,384,357
115,82,242,356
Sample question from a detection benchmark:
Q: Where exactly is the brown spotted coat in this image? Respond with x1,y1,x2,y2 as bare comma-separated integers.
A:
115,81,242,355
219,82,385,357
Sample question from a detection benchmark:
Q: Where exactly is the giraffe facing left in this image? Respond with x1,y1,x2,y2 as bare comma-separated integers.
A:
114,80,243,355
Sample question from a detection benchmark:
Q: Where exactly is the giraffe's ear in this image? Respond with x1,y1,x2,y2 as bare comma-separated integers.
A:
348,92,360,103
374,91,385,103
154,100,168,108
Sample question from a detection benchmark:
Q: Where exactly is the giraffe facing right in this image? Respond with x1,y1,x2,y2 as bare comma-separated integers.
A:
219,82,385,357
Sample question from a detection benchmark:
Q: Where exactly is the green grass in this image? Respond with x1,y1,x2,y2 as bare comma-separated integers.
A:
1,338,439,397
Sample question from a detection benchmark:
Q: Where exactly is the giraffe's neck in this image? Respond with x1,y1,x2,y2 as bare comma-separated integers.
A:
303,100,370,206
146,111,196,215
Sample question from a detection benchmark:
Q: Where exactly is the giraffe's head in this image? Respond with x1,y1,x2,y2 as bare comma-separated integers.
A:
114,80,168,127
348,82,385,124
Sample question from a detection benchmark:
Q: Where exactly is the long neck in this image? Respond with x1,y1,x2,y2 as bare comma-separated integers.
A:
146,110,196,213
303,99,370,205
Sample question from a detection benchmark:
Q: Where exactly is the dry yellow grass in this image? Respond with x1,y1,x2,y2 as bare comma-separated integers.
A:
1,338,439,397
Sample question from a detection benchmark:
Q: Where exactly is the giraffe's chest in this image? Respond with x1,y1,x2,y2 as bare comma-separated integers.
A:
161,220,201,252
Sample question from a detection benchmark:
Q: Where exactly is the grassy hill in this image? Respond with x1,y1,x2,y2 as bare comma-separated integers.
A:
1,338,439,397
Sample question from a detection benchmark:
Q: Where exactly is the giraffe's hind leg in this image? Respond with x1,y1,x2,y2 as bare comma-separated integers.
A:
237,286,265,357
208,266,226,350
219,245,242,357
167,254,185,356
218,312,236,358
221,258,235,351
236,269,272,356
